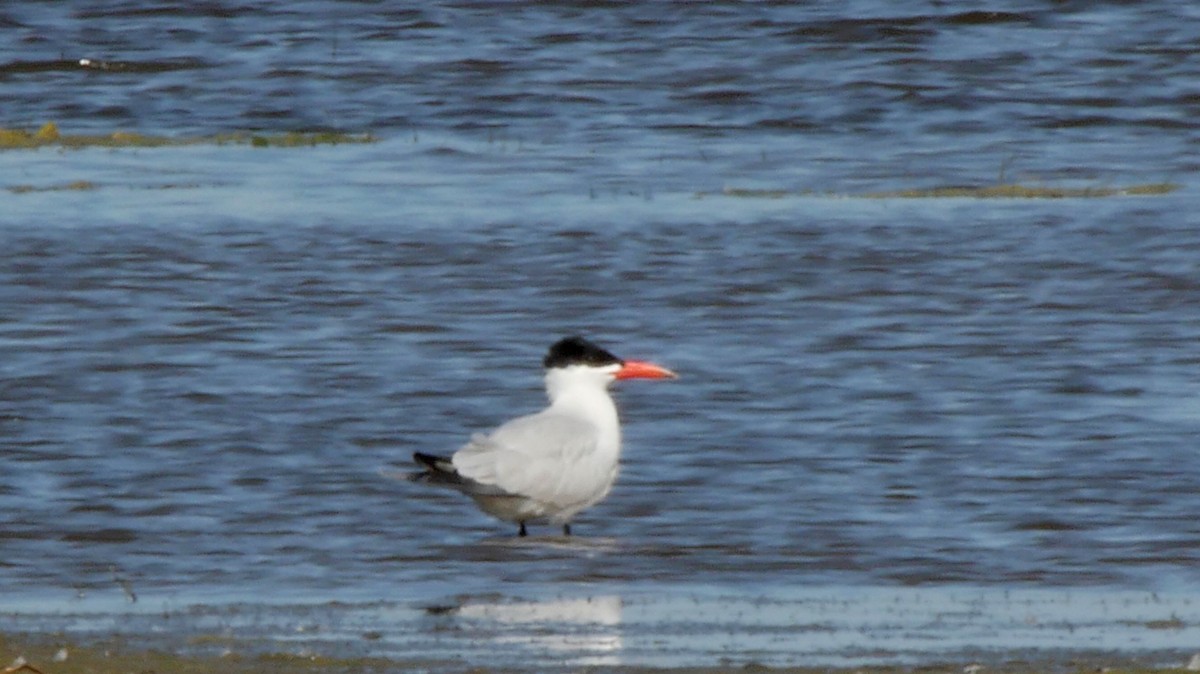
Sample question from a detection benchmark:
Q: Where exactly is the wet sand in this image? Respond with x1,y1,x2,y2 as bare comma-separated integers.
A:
0,633,1192,674
2,587,1197,674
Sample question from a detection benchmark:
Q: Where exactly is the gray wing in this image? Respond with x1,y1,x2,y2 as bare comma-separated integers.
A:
409,451,511,496
451,410,606,508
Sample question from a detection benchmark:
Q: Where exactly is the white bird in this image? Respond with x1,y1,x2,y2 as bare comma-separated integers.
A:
411,336,677,537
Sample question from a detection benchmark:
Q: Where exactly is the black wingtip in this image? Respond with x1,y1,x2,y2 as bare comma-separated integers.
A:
413,451,440,469
413,451,457,475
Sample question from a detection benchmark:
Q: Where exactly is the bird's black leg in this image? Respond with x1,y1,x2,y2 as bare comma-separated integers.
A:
562,523,571,536
518,522,528,537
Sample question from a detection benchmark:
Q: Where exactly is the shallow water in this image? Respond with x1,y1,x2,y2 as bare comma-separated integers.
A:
2,1,1199,667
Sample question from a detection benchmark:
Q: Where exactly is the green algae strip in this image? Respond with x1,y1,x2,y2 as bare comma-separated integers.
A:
706,181,1181,200
7,180,211,194
862,182,1180,198
0,122,375,150
7,180,99,194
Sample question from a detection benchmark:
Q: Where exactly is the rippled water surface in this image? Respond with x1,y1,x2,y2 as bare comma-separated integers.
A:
2,1,1200,667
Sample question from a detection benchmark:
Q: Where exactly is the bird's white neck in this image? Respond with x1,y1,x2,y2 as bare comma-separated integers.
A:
544,366,622,454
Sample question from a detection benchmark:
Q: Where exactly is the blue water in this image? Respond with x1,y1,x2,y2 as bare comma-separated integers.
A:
2,2,1200,667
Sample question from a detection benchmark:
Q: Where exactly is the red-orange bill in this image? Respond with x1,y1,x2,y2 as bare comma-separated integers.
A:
615,360,678,380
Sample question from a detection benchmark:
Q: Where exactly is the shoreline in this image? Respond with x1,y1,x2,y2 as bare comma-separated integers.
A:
2,586,1198,673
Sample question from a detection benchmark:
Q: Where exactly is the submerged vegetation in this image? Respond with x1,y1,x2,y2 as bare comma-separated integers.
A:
862,182,1180,198
7,180,98,194
708,181,1181,200
2,122,377,193
0,122,375,150
2,122,1181,200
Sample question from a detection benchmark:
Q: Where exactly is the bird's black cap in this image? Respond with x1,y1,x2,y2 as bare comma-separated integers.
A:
543,335,623,370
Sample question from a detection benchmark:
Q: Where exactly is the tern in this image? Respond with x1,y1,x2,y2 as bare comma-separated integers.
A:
411,335,677,537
